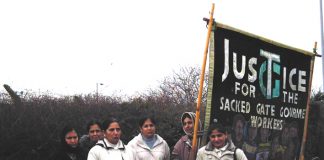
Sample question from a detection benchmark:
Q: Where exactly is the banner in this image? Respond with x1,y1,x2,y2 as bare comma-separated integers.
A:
204,23,314,160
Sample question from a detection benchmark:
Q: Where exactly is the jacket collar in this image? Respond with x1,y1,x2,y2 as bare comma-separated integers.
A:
97,139,125,150
205,139,236,152
136,133,163,149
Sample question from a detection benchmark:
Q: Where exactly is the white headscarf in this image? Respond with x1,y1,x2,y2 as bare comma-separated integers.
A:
181,112,203,136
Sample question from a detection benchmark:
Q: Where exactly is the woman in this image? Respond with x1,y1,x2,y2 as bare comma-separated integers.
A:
128,116,170,160
232,114,245,148
196,122,247,160
79,120,103,154
242,122,258,160
87,118,133,160
51,125,86,160
172,112,202,160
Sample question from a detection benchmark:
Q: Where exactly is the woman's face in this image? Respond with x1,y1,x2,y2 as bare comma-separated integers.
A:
65,130,78,148
89,124,102,142
140,119,156,138
234,120,243,141
104,122,121,144
209,129,228,149
183,117,194,134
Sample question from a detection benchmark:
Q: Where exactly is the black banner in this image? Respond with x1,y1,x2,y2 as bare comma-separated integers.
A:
207,23,313,160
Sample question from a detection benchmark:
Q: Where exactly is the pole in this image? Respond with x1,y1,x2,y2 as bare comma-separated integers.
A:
299,42,317,160
96,83,99,103
320,0,324,91
96,83,103,103
189,3,215,160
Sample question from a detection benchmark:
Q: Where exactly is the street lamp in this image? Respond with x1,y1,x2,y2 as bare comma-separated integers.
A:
96,83,103,103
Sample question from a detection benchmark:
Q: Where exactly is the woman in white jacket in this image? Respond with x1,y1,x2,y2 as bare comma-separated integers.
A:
128,117,170,160
87,118,133,160
196,122,247,160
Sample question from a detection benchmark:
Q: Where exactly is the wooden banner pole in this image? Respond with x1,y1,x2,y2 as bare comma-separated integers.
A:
299,42,317,160
189,3,215,160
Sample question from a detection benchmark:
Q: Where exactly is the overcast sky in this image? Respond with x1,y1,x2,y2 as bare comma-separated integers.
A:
0,0,323,97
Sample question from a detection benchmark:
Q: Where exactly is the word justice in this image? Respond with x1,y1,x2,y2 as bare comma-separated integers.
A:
221,39,307,98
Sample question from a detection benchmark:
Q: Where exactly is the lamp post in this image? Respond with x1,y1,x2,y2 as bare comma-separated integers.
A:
320,0,324,91
96,83,103,103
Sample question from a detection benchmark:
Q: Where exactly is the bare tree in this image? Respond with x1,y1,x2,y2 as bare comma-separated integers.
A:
311,89,324,102
147,66,208,106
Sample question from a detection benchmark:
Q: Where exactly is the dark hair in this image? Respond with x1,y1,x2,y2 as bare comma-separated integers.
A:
102,117,119,131
232,114,245,128
208,122,227,136
60,125,78,143
86,120,102,132
138,117,156,128
60,125,79,152
181,112,194,123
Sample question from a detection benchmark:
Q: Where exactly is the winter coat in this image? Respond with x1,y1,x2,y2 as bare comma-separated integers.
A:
171,112,203,160
51,146,86,160
87,139,134,160
171,135,191,160
196,140,247,160
127,133,170,160
79,135,97,155
51,128,86,160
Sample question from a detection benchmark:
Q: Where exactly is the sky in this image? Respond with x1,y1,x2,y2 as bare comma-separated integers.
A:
0,0,323,97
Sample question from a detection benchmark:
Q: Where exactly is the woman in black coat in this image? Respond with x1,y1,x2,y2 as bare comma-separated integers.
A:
51,125,86,160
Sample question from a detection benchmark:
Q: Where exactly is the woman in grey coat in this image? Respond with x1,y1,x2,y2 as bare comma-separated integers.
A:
171,112,203,160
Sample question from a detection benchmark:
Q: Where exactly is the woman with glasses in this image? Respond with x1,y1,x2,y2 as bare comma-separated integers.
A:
196,122,247,160
128,116,170,160
87,117,133,160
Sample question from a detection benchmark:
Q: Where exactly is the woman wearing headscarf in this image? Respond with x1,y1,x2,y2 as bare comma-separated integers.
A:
171,112,203,160
51,125,86,160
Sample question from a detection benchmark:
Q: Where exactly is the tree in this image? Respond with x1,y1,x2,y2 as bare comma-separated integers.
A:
311,89,324,102
146,66,208,106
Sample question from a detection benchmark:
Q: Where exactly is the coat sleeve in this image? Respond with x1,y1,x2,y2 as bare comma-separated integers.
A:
125,145,135,160
87,147,98,160
171,139,181,160
236,148,248,160
164,141,171,160
195,148,204,160
126,139,138,159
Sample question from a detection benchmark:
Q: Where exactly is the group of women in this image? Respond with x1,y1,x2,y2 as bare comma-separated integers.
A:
52,113,247,160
